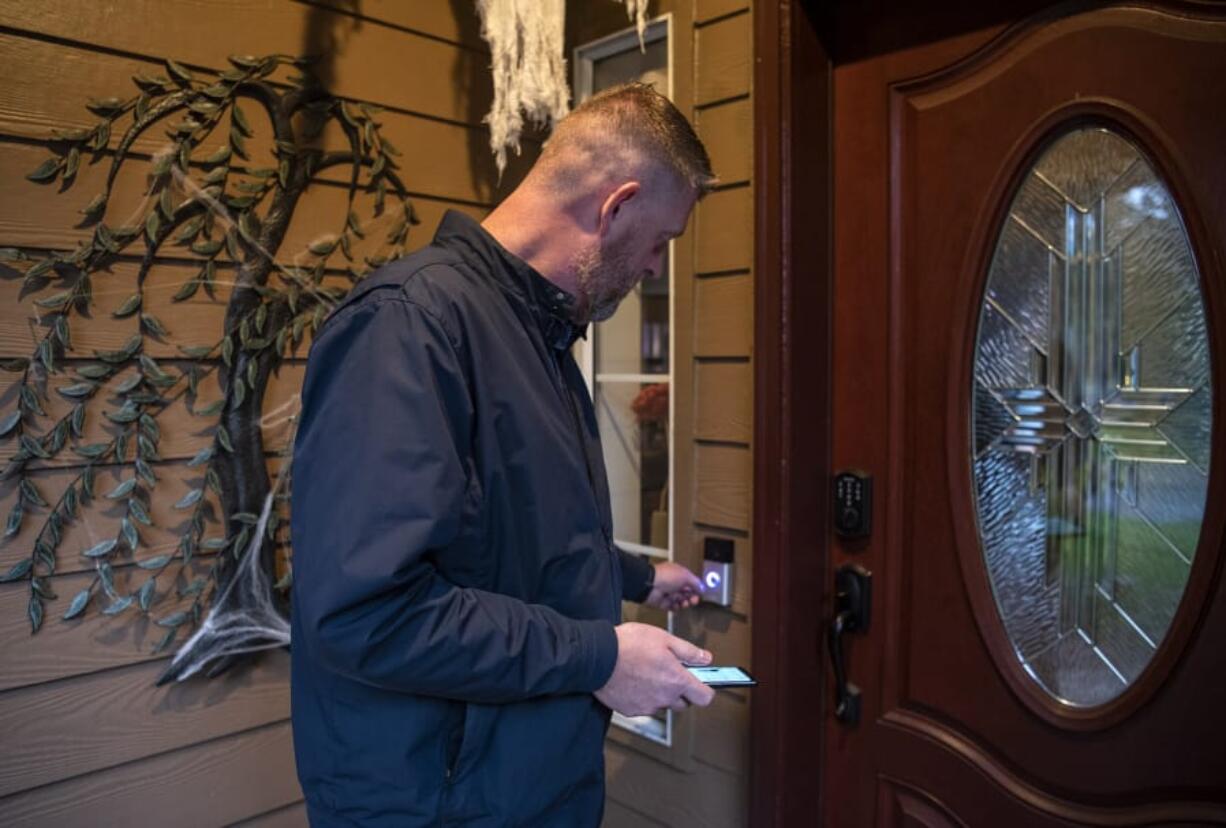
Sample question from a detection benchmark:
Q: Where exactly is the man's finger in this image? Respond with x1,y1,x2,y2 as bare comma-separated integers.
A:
682,678,715,707
666,635,711,665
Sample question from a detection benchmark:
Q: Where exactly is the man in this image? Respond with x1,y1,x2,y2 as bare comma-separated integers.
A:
290,83,718,826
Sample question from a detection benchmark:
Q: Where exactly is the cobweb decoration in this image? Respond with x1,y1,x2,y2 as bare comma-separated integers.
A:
157,469,289,684
476,0,570,178
475,1,653,176
620,0,649,48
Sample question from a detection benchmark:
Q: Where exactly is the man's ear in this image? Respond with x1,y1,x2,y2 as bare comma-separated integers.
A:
597,181,640,237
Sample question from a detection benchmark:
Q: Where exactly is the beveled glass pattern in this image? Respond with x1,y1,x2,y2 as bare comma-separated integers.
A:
971,127,1212,707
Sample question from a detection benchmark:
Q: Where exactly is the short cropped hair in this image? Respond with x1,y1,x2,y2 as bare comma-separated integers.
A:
539,82,717,197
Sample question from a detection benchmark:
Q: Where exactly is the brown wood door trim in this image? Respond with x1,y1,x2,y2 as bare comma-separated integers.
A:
750,2,833,825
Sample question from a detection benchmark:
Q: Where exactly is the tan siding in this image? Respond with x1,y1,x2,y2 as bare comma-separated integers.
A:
0,652,289,796
694,443,751,530
691,607,752,667
692,685,751,775
696,185,753,273
605,738,747,828
694,275,754,357
234,800,309,827
0,32,530,205
602,798,667,827
694,360,752,443
695,12,752,106
697,97,753,185
306,1,484,48
695,0,751,25
0,2,490,126
0,721,299,828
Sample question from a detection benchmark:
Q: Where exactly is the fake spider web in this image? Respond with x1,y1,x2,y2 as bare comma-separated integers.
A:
476,0,651,178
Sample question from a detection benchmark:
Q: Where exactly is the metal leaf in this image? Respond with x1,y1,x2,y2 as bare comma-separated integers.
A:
102,596,134,616
217,425,234,453
191,238,224,256
71,403,86,437
72,442,110,460
20,478,48,508
105,478,136,500
202,145,231,166
196,399,225,417
136,458,157,486
138,554,172,570
0,410,20,436
232,104,253,137
3,505,24,545
34,291,71,309
115,372,143,394
141,314,169,337
28,595,43,633
156,610,188,628
166,59,194,84
26,157,62,182
57,382,96,399
63,588,91,620
77,363,112,380
145,210,161,241
19,434,50,459
83,539,118,558
121,517,139,551
0,559,32,582
174,488,205,512
179,577,207,597
153,626,177,653
64,147,81,180
129,497,153,527
137,577,156,611
79,193,106,220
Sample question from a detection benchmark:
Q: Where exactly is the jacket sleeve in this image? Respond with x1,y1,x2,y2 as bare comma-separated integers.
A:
617,548,655,603
290,292,618,703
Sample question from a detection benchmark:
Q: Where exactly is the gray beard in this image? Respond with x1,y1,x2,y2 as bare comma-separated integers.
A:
575,246,636,324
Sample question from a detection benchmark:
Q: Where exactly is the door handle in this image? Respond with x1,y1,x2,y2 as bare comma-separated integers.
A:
828,564,872,725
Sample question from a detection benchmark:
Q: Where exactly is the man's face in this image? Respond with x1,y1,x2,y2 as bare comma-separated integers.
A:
574,187,696,323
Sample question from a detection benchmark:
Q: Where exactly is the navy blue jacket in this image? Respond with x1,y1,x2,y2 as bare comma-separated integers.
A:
290,211,654,826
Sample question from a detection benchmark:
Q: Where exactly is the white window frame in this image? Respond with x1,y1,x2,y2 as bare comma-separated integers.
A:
573,14,676,747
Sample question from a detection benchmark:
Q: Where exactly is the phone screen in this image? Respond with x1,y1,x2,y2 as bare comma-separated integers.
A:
687,666,757,687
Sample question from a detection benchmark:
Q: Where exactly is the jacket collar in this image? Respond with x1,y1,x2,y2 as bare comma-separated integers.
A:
433,210,587,351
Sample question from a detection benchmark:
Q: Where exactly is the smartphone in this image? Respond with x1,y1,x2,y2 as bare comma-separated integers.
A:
687,665,757,687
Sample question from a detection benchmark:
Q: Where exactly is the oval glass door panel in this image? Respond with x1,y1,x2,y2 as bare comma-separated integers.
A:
971,127,1212,708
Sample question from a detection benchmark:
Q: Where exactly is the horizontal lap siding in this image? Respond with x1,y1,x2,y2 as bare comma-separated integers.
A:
0,2,512,822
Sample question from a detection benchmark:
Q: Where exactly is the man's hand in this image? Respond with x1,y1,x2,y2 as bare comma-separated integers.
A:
594,622,716,716
644,561,704,611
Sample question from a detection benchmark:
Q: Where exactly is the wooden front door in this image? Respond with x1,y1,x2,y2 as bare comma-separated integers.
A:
821,5,1226,825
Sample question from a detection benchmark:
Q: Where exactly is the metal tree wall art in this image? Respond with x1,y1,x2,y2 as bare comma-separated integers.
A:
0,54,416,683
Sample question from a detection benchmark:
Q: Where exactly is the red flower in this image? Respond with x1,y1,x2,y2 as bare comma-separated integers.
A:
631,383,668,424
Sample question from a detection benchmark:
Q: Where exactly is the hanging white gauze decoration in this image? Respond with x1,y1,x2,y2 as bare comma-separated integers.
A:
619,0,649,48
477,0,570,178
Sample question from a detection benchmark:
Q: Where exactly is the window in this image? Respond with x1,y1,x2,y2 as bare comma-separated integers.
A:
573,15,675,745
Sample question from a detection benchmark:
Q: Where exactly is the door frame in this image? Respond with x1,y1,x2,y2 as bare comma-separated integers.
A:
750,2,833,825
